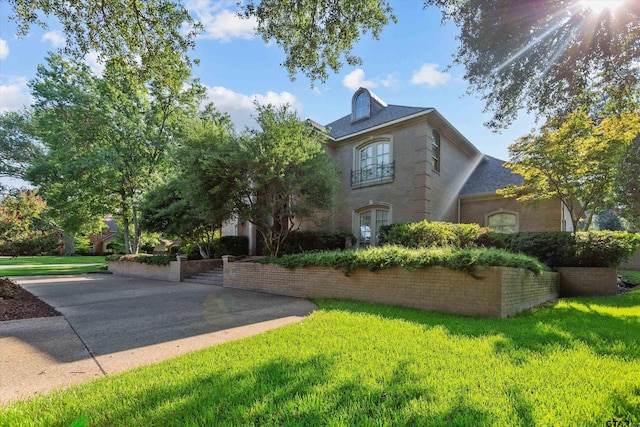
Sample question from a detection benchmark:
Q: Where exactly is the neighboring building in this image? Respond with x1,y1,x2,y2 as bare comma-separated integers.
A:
88,215,119,253
225,88,573,253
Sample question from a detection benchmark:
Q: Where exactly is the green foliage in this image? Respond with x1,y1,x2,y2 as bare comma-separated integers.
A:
0,110,42,180
425,0,640,128
0,277,21,300
479,231,640,268
379,220,489,248
279,231,354,255
215,236,249,257
595,209,626,231
0,235,60,256
259,245,547,276
106,254,175,266
241,0,396,83
500,110,640,231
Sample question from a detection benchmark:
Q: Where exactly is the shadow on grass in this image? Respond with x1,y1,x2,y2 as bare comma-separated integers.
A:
315,291,640,361
43,355,494,426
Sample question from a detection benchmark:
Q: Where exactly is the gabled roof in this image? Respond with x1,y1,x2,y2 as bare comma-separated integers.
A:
459,155,523,196
325,105,432,139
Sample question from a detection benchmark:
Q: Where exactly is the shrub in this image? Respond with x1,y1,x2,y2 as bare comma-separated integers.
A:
279,231,354,255
0,235,60,256
215,236,249,257
258,245,547,276
105,254,176,265
477,231,640,268
379,221,490,249
0,277,21,300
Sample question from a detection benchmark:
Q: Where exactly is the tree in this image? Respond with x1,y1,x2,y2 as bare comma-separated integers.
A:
6,0,198,82
25,53,203,254
425,0,640,128
228,104,338,256
241,0,396,82
614,133,640,231
0,111,43,181
499,109,640,231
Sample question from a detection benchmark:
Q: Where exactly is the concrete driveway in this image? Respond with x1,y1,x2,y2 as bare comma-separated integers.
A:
0,275,316,404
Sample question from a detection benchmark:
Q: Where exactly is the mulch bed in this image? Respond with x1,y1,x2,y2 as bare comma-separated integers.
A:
0,276,60,321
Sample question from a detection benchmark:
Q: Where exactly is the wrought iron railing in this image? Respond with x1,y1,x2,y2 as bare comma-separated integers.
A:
351,161,395,187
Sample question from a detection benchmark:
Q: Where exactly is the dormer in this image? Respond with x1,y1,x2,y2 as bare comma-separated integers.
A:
351,87,387,123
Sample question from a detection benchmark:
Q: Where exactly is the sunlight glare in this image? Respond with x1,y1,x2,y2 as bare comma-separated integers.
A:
580,0,626,13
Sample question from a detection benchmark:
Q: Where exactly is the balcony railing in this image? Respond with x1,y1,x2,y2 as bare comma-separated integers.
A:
351,161,395,187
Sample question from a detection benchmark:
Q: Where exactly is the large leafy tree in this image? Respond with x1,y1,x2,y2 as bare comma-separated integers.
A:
230,104,338,257
0,111,42,182
140,106,236,259
499,110,640,231
26,53,203,254
241,0,396,82
425,0,640,128
6,0,198,81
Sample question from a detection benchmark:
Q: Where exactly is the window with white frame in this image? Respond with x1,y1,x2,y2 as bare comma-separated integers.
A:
352,140,393,186
432,129,441,172
487,211,518,233
357,207,389,246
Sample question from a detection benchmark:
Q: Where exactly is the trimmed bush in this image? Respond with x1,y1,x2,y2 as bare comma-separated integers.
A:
257,245,548,276
379,221,490,249
478,231,640,268
215,236,249,257
279,231,354,255
0,235,60,256
106,254,176,266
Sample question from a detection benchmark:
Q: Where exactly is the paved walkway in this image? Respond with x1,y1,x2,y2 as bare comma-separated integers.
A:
0,275,316,404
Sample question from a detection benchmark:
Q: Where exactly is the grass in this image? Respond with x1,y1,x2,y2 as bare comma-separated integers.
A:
1,292,639,426
620,270,640,285
0,256,108,276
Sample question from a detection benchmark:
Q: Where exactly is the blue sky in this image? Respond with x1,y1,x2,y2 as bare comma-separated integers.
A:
0,0,539,172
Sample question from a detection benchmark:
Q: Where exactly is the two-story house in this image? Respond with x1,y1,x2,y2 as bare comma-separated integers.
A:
226,88,573,254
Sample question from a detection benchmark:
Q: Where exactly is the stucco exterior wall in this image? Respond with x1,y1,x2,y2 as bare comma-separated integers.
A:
459,196,563,231
223,258,559,318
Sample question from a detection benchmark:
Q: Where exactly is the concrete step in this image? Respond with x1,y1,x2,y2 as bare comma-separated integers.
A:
184,267,223,286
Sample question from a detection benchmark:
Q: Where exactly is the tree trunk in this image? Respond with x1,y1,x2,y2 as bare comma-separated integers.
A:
132,205,141,254
123,216,132,254
63,233,75,255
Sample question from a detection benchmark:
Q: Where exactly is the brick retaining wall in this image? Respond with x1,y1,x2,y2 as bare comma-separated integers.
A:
108,258,223,282
556,266,617,297
223,258,559,318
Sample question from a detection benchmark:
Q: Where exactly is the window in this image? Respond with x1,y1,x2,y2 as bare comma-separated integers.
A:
352,89,370,121
432,130,441,172
352,141,393,186
487,212,518,233
357,207,389,246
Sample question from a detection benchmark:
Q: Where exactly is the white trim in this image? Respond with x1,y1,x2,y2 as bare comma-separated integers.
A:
336,109,433,142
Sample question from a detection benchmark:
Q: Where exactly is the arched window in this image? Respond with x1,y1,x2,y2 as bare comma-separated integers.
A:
487,211,518,233
352,139,393,186
356,206,390,246
352,89,371,121
432,130,441,172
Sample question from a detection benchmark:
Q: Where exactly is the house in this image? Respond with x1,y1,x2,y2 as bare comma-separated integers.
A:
225,88,573,253
88,215,119,253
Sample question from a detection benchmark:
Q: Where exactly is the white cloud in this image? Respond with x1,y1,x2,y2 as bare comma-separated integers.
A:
0,77,34,113
0,39,9,60
342,69,378,90
41,31,66,48
380,73,399,88
84,51,106,76
186,1,256,41
410,63,451,87
204,86,302,130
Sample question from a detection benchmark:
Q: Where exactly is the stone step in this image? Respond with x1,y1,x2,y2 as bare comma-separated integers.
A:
184,267,224,286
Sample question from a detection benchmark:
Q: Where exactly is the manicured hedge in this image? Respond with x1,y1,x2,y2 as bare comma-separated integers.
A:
215,236,249,257
258,245,548,276
478,231,640,268
279,231,354,255
379,221,490,249
105,254,176,266
0,235,60,256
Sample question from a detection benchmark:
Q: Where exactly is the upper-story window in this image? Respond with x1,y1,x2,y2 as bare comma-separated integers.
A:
487,211,518,233
352,89,371,122
432,130,441,172
352,140,394,186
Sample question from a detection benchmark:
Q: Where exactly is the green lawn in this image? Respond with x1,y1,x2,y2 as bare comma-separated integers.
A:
0,256,108,276
1,293,639,426
620,269,640,285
